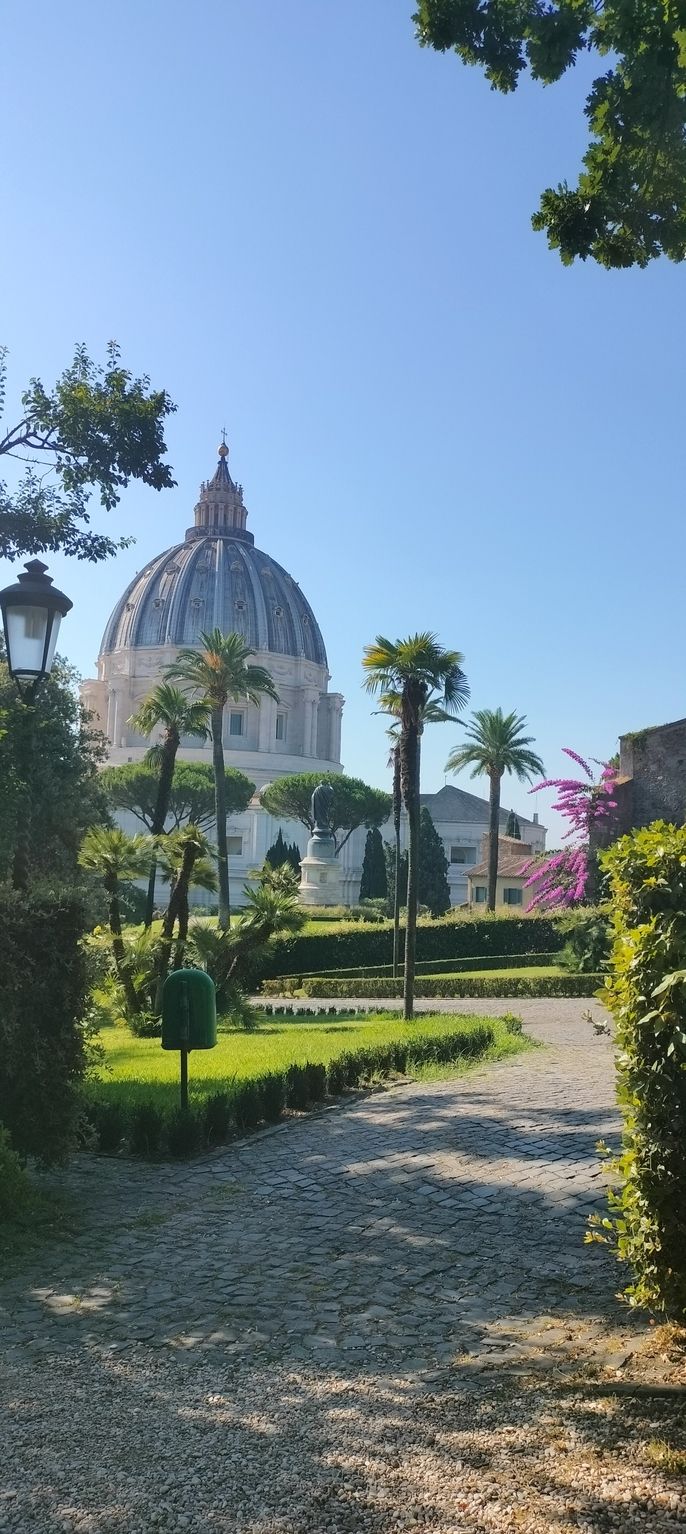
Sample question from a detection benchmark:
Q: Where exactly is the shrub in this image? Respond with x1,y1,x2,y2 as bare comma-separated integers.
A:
250,913,562,987
203,1092,233,1145
0,1125,32,1220
260,1074,285,1123
232,1080,263,1131
300,974,602,1000
590,824,686,1314
129,1102,164,1157
285,1064,310,1110
304,1061,327,1103
558,906,611,973
0,890,89,1163
166,1107,202,1157
91,1100,127,1154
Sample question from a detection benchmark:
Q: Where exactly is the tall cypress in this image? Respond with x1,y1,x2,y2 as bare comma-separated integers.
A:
417,807,451,917
359,826,388,901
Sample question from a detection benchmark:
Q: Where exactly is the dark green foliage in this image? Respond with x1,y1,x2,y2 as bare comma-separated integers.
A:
260,773,392,855
265,830,302,876
202,1093,232,1145
359,827,388,901
414,0,686,269
260,1074,286,1123
232,1081,263,1131
0,1126,31,1220
0,891,89,1163
100,760,254,833
285,1064,310,1111
506,811,521,839
91,1100,127,1154
558,906,612,973
302,974,601,999
384,843,408,912
418,808,451,917
591,825,686,1314
254,913,562,985
305,1062,327,1103
166,1108,202,1157
129,1102,164,1157
0,653,108,885
0,342,175,563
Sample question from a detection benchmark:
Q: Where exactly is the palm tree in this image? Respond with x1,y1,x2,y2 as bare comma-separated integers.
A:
445,709,544,912
78,826,153,1017
154,826,217,1001
129,682,211,926
383,697,461,981
363,634,469,1019
166,629,279,930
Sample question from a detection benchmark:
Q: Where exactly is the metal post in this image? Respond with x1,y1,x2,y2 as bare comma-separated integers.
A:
180,1047,189,1113
179,976,190,1113
12,701,35,892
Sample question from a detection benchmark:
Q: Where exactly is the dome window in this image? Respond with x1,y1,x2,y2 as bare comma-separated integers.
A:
152,598,164,609
230,560,242,572
235,598,246,612
273,604,284,619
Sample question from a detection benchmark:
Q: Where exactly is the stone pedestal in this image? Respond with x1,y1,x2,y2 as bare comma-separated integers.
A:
299,830,341,907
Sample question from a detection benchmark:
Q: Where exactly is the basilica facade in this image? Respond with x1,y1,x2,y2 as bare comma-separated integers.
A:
83,440,545,905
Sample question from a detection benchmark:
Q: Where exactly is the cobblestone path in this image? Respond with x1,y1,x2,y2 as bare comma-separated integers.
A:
4,1001,672,1534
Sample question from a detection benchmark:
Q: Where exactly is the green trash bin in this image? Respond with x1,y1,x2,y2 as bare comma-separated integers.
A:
162,968,217,1050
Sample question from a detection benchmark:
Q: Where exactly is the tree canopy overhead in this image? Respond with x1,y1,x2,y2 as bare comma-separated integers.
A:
100,760,255,833
0,342,176,562
414,0,686,268
259,772,392,855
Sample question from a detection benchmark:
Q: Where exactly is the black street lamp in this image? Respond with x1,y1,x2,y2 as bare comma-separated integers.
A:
0,559,73,887
0,559,73,700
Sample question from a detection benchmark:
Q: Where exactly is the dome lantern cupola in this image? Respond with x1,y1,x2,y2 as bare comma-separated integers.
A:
187,433,251,543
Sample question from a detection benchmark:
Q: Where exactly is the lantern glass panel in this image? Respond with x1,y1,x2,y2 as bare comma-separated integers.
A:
5,605,49,677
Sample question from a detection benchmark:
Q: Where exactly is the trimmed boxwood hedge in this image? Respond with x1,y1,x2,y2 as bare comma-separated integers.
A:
247,914,562,988
83,1019,497,1159
298,973,603,999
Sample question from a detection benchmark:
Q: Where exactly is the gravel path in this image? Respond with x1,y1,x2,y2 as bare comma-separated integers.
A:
2,999,685,1532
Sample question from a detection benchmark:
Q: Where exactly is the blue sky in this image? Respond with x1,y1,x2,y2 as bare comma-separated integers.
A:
2,0,683,842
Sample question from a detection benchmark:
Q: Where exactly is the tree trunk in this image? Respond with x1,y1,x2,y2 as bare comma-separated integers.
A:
145,731,179,927
392,744,401,980
402,723,421,1021
212,707,230,930
107,882,140,1018
487,770,502,912
155,845,197,1011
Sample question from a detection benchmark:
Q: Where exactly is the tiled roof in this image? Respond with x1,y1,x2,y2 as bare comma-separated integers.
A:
469,851,542,879
419,783,544,832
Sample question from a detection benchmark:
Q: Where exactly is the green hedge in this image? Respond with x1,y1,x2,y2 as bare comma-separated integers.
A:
83,1019,496,1159
264,950,561,987
248,914,562,987
591,824,686,1314
298,973,603,999
0,890,89,1164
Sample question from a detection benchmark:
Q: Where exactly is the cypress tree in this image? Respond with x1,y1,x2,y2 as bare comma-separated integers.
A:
384,843,408,908
417,807,451,917
359,827,388,901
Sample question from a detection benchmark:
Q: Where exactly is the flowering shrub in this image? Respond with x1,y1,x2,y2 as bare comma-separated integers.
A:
524,749,618,909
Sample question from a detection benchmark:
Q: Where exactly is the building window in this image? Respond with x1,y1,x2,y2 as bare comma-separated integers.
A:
450,845,476,865
227,835,243,857
229,711,244,737
474,886,488,904
503,887,523,906
275,712,286,742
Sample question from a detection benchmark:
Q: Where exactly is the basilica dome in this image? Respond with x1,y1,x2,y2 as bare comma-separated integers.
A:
100,442,327,667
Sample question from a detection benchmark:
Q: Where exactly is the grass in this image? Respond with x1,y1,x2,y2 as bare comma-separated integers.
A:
90,1010,531,1115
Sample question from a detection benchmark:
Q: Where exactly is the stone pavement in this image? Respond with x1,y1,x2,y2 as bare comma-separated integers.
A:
0,1000,622,1365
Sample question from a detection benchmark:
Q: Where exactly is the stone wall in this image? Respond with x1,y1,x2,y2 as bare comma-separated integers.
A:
618,718,686,831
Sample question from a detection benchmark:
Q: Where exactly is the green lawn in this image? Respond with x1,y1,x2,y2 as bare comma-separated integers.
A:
92,1010,527,1114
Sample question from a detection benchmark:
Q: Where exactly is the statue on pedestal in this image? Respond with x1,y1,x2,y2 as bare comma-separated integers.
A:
311,781,334,837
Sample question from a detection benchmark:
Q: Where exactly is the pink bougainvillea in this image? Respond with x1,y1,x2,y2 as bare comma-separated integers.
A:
523,749,618,910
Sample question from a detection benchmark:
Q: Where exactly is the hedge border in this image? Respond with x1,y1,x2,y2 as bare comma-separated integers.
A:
83,1018,500,1159
296,974,603,1000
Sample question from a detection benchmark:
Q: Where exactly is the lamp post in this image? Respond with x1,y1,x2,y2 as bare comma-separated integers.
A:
0,559,73,888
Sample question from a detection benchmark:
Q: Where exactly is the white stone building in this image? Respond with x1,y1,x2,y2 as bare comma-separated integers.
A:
82,440,545,905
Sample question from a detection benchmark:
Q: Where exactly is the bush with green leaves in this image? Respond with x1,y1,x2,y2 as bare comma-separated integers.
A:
0,890,89,1163
300,973,601,1000
589,824,686,1314
0,1125,32,1220
558,906,611,974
